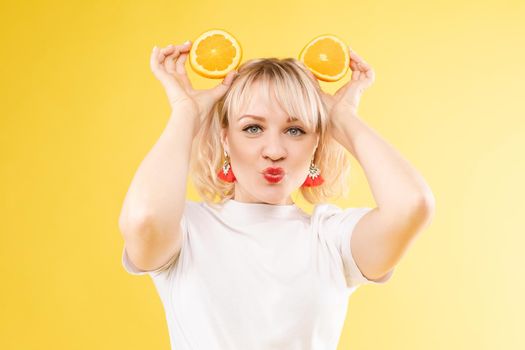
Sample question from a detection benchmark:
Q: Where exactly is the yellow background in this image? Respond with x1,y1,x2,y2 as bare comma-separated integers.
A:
1,0,524,349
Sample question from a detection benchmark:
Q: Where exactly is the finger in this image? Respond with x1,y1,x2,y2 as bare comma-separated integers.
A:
363,67,375,82
150,46,162,71
158,45,177,63
348,47,370,70
352,60,370,76
348,53,362,72
160,42,191,56
159,47,176,62
358,60,370,70
175,52,188,74
175,42,192,75
161,43,189,72
175,52,194,90
334,82,348,99
351,70,361,81
221,70,239,86
158,43,189,64
211,70,239,100
160,44,175,55
349,58,359,71
348,47,365,63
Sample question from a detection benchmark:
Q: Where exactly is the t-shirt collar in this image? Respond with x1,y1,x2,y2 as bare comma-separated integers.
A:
212,198,306,224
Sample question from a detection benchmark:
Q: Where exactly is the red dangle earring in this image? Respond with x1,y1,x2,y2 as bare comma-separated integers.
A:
301,157,324,187
217,151,236,183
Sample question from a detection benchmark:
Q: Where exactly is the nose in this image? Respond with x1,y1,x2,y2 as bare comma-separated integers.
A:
261,134,287,161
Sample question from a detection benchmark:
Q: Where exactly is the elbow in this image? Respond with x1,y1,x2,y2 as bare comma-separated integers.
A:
419,188,436,214
118,210,155,238
412,189,436,227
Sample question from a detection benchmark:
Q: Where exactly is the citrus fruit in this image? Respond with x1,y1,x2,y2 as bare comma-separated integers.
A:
298,34,350,82
189,29,242,79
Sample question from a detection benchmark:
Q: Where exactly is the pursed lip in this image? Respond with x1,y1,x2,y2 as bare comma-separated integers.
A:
262,167,285,176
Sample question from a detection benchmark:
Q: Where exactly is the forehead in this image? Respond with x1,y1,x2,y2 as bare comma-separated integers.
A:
228,74,318,132
237,80,291,122
237,114,299,124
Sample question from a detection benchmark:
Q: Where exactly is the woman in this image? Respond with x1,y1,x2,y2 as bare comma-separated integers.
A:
119,40,435,350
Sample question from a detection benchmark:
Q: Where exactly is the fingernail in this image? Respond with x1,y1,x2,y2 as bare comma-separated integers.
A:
183,40,191,45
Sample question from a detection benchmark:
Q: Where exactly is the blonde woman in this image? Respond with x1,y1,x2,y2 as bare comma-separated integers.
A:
119,40,435,350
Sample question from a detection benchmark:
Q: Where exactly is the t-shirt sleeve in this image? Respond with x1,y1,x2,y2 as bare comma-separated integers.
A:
121,206,189,278
314,203,394,289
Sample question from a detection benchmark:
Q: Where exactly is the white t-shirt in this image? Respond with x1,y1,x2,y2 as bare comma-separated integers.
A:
122,199,394,350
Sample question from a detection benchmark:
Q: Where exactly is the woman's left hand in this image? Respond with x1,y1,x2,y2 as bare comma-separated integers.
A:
306,47,375,121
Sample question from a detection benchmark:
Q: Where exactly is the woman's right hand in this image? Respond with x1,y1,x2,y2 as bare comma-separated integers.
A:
150,41,240,127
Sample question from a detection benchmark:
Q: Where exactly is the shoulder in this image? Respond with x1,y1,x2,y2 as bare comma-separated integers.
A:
181,199,226,224
311,202,373,232
312,202,369,219
312,202,339,215
182,199,208,215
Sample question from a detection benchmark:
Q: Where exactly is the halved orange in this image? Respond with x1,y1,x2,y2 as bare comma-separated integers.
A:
189,29,242,79
298,34,350,82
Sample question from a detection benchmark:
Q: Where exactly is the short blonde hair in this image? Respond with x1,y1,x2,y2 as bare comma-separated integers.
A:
190,57,353,208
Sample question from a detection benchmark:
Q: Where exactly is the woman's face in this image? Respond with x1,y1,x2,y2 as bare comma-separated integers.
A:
221,81,319,205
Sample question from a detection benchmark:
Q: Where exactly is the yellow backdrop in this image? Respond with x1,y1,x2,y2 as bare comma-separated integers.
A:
1,0,523,349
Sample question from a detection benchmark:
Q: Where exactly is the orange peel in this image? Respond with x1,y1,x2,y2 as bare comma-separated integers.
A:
189,28,242,79
298,34,350,82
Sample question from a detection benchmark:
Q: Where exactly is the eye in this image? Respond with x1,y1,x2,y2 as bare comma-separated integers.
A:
243,125,262,134
242,124,306,136
287,127,306,136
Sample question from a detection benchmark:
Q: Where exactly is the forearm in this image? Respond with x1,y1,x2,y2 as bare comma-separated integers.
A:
330,113,435,213
118,108,197,236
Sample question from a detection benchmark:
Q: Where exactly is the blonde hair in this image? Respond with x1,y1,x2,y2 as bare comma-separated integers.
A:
189,57,353,208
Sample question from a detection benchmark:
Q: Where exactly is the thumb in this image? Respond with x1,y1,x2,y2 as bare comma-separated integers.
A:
210,70,239,99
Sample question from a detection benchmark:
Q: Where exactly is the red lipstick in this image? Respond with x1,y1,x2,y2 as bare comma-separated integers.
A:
262,167,285,183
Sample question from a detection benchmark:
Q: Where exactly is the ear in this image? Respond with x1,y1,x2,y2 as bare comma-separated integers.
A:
220,128,229,154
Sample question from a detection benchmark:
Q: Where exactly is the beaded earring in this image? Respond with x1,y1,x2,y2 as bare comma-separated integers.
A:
301,157,324,187
217,151,236,183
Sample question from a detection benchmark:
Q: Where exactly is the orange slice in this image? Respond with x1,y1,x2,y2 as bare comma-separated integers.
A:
298,34,350,82
189,29,242,79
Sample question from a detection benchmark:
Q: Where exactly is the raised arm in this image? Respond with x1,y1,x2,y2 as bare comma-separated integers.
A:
311,46,435,281
118,41,239,272
118,107,197,271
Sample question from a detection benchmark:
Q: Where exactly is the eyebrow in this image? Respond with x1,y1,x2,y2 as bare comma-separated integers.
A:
238,114,299,123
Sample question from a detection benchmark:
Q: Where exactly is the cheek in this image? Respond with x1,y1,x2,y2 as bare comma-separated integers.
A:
288,153,312,176
297,159,312,177
230,149,257,171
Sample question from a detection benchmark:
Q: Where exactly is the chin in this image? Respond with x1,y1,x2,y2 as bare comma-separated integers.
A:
258,189,290,203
